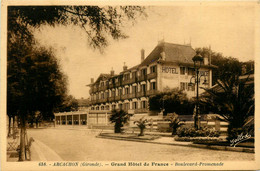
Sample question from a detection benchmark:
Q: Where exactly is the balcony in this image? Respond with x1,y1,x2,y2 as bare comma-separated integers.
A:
146,90,158,96
134,108,148,113
108,97,115,102
121,94,134,100
136,91,146,98
147,72,157,80
138,75,147,82
122,78,135,85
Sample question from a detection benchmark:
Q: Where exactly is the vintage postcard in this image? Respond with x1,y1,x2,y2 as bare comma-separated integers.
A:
1,0,259,170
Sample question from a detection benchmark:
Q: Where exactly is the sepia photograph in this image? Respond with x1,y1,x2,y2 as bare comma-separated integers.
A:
1,1,259,170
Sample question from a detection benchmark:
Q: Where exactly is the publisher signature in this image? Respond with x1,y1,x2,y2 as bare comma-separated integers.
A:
230,133,251,147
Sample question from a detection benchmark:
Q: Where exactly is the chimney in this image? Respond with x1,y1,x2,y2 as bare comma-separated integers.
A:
110,68,115,76
203,53,209,65
123,62,128,71
141,49,145,63
242,64,247,75
209,45,212,65
91,78,94,84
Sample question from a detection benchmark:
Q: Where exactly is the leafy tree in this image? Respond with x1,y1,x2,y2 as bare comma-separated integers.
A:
7,44,67,161
7,5,146,161
109,109,131,133
134,117,151,136
56,95,79,112
8,6,147,51
200,74,254,140
149,88,194,115
195,47,242,85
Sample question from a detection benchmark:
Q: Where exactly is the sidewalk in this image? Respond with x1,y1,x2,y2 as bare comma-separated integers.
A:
97,133,255,153
7,137,62,161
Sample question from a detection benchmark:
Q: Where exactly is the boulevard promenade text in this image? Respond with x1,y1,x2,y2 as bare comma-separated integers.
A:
38,161,224,167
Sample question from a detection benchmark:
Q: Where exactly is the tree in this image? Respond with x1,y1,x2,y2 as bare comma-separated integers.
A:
195,47,242,85
7,44,67,161
7,5,146,161
134,117,150,136
149,88,194,115
165,113,185,135
200,74,254,140
109,109,131,133
8,6,147,51
56,95,79,112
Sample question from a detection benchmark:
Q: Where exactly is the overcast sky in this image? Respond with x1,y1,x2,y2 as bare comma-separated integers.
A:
33,5,256,99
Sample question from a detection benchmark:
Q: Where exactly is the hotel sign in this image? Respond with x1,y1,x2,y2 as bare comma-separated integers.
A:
162,67,178,74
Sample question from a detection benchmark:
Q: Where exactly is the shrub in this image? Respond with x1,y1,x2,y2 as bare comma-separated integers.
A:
176,126,220,137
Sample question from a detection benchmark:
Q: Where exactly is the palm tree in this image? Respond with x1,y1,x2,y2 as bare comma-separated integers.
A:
165,113,185,135
201,74,254,140
109,109,131,133
134,117,150,136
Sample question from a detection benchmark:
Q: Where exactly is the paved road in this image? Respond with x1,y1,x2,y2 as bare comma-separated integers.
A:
27,128,254,161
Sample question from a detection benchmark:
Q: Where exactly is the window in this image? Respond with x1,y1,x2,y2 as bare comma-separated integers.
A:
101,106,104,110
141,101,147,109
180,67,186,75
101,82,104,87
96,94,99,100
105,105,110,110
112,105,116,110
180,82,189,90
132,71,137,79
101,93,104,99
150,65,157,73
132,86,137,93
119,104,123,110
188,84,195,91
106,92,109,98
112,90,115,97
132,102,137,109
124,103,129,111
96,106,99,110
188,68,195,75
124,73,130,80
119,89,122,95
141,68,147,76
125,87,129,94
150,82,156,90
142,84,146,92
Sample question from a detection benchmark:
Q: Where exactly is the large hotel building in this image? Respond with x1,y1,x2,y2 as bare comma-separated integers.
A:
88,41,215,114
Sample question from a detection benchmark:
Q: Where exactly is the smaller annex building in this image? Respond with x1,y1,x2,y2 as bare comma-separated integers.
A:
87,41,216,114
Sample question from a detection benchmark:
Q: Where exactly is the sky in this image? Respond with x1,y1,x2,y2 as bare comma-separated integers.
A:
33,5,256,99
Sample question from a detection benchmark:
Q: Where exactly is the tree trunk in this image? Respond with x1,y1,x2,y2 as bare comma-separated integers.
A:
139,128,144,136
8,115,11,137
115,123,121,133
19,117,26,161
13,116,16,133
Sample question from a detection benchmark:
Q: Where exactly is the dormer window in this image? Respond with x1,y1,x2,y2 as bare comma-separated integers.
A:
150,65,157,73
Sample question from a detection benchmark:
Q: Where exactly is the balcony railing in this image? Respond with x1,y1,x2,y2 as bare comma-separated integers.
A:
146,90,158,96
136,91,146,98
147,72,157,80
138,75,147,82
134,108,148,113
122,78,135,85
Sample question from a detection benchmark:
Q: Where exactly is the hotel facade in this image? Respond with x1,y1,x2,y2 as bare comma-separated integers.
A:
88,42,215,114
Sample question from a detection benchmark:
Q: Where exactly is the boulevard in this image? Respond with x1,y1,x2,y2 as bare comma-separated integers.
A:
27,128,254,161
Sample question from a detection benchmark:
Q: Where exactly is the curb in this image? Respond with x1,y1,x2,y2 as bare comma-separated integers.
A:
190,144,254,153
96,135,192,147
97,135,254,153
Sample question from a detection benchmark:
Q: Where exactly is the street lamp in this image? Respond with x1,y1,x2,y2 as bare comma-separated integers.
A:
188,53,208,129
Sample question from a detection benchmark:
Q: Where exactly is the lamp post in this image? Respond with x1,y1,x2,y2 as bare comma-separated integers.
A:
188,53,208,130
